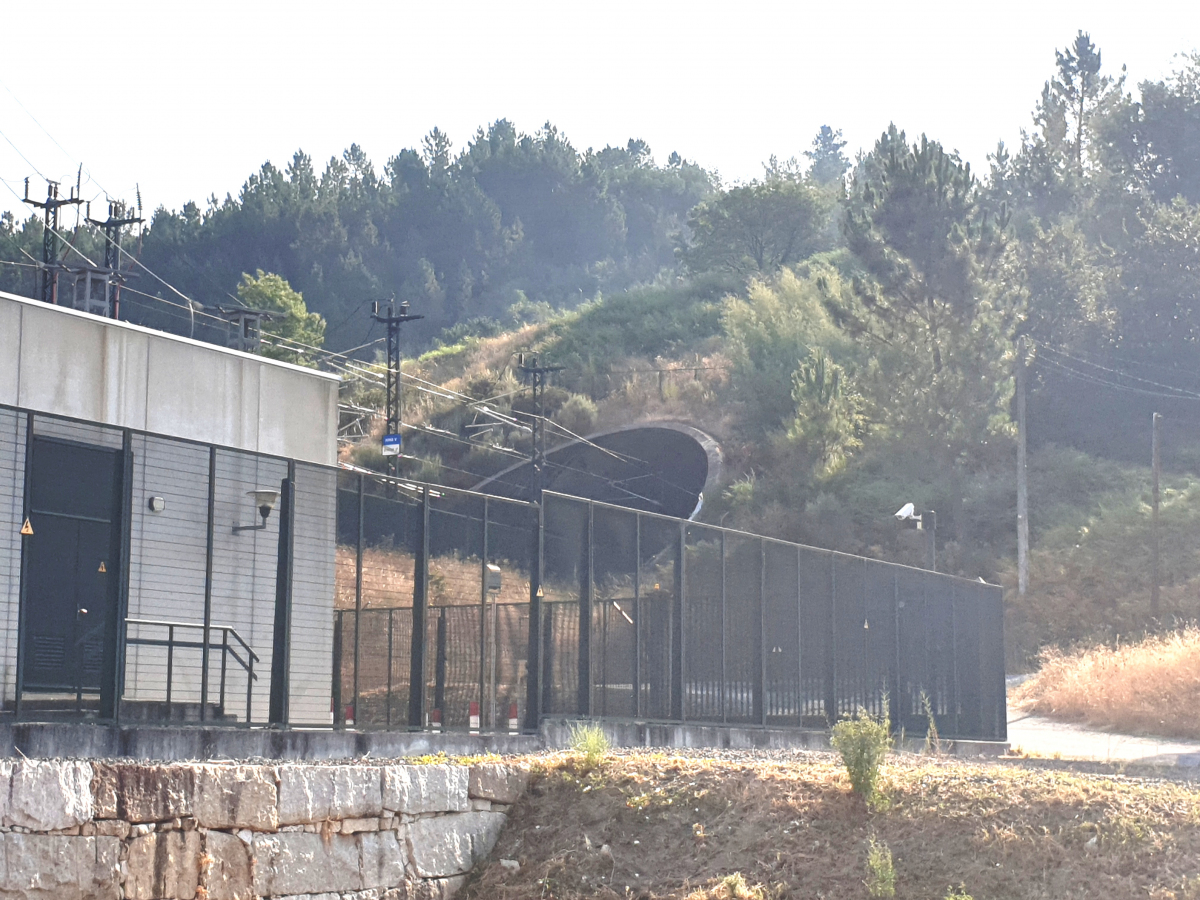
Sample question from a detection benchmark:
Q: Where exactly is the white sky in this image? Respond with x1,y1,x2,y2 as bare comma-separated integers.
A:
1,1,1196,218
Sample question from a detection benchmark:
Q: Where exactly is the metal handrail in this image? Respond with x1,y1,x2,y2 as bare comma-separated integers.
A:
124,617,259,724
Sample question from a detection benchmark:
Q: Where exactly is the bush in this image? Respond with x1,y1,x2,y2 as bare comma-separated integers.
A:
830,708,891,802
865,838,896,898
569,721,610,769
555,393,599,437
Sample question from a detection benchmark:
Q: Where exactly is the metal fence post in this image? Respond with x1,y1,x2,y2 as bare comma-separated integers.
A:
673,521,686,722
890,572,902,733
577,503,593,716
408,486,430,728
353,473,364,728
268,461,296,726
331,612,343,728
825,553,838,725
795,546,803,726
200,447,216,723
479,497,489,728
524,501,543,732
720,531,727,724
386,609,395,730
434,608,447,721
950,582,960,737
758,538,766,726
634,514,642,718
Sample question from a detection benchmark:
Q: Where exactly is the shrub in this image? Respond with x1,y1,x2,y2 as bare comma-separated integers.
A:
865,838,896,898
569,721,610,769
830,707,891,802
555,393,599,437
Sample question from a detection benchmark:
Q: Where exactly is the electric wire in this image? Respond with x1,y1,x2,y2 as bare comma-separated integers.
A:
1030,338,1200,400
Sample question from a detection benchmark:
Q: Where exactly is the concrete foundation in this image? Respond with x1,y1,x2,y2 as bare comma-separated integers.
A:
0,719,1007,762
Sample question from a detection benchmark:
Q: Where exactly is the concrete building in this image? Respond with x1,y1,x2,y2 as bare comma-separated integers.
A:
0,289,339,725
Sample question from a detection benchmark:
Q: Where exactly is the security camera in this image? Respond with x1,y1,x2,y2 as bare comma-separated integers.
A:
894,502,915,520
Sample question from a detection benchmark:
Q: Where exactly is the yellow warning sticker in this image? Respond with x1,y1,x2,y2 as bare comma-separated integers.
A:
98,561,107,573
536,585,544,598
19,518,33,536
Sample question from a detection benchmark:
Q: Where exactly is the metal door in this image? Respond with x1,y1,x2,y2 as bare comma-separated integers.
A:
21,438,123,702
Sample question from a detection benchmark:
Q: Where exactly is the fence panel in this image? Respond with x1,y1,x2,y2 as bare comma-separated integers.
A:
798,547,832,725
924,574,958,737
764,540,801,726
351,478,422,728
638,514,679,720
862,560,897,722
684,523,724,722
590,504,638,718
895,565,933,735
424,492,485,730
542,494,588,717
722,533,762,724
486,497,533,729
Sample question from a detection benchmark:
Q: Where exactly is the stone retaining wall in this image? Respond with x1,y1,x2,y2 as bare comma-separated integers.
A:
0,759,527,900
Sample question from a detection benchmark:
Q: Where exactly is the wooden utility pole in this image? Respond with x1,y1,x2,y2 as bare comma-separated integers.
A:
1016,336,1029,596
1151,412,1161,618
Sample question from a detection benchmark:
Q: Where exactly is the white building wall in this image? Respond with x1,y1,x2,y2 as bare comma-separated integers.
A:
0,290,339,724
0,290,338,467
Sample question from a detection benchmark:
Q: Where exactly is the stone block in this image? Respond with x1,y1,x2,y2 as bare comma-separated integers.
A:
467,764,528,805
0,760,93,831
382,766,469,815
253,835,388,897
406,811,505,878
405,875,469,900
361,830,407,890
125,830,202,900
277,764,383,824
194,765,278,831
91,763,194,823
342,816,381,833
202,830,253,900
0,833,120,900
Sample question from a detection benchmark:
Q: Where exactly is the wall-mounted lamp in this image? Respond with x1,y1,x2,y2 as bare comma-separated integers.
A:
148,496,166,513
233,488,281,533
894,502,936,571
485,563,502,594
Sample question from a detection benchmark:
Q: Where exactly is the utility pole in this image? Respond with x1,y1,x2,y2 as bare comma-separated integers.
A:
1152,412,1161,618
23,179,82,304
372,300,423,477
86,200,142,319
516,354,564,502
1016,336,1029,596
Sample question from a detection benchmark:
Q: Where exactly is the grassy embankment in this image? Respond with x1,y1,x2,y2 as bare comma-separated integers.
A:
466,751,1200,900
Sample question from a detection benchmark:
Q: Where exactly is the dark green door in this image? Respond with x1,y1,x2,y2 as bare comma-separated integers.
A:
21,437,123,704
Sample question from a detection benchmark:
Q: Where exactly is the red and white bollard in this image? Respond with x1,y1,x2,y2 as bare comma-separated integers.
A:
469,701,481,733
508,702,520,734
430,708,442,733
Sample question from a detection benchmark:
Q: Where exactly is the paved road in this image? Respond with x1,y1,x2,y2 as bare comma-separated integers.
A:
1006,697,1200,767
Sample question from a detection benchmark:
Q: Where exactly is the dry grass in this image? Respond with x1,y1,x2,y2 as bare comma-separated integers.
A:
1014,627,1200,740
465,751,1200,900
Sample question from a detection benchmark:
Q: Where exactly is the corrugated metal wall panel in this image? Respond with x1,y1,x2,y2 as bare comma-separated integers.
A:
0,410,25,708
124,435,211,711
289,463,336,725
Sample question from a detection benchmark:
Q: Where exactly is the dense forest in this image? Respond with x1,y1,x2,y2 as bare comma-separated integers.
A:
5,33,1200,659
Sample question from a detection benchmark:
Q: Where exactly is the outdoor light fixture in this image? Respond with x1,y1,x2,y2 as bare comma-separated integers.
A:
894,502,937,571
148,496,166,513
233,488,281,533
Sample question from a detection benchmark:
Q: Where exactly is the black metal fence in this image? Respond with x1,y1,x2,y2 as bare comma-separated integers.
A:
334,473,1007,742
